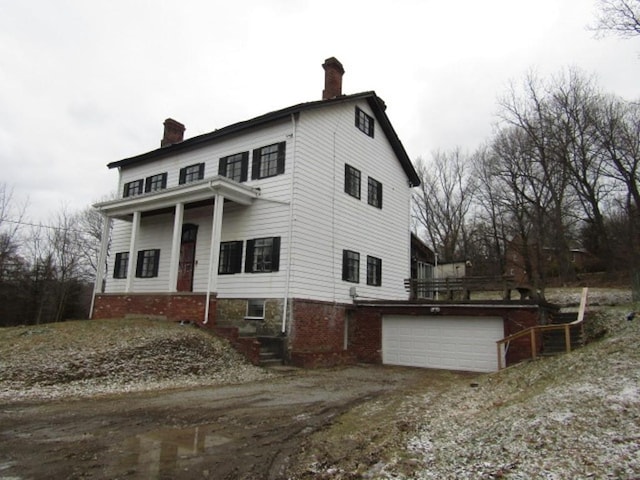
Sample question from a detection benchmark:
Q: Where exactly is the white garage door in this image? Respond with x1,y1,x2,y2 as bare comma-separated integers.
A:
382,315,504,372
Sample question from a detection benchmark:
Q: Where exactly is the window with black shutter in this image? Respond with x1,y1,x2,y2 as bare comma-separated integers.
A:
219,152,249,182
145,172,168,192
367,177,383,208
135,249,160,278
367,256,382,286
251,142,285,180
113,252,129,278
342,250,360,283
219,241,244,274
344,164,361,199
355,107,374,137
245,237,280,273
179,163,205,184
123,179,143,197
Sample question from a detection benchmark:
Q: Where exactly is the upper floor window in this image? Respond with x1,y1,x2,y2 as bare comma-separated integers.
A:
113,252,129,279
245,237,281,273
344,164,361,199
252,142,285,180
355,107,374,138
342,250,360,283
135,249,160,278
219,152,249,183
219,240,243,274
145,173,167,193
367,177,383,208
367,255,382,286
123,179,143,198
179,163,205,184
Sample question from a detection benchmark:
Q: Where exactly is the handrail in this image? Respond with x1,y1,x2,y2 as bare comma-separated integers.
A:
496,287,588,370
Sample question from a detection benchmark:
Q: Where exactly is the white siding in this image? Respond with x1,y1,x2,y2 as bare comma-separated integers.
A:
104,99,413,303
287,101,412,303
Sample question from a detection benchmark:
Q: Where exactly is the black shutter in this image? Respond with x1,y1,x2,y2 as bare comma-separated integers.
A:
271,237,281,272
161,173,167,189
276,142,285,175
152,250,160,277
245,239,255,272
378,182,383,208
218,157,227,176
355,107,360,128
233,241,243,273
342,250,348,281
135,251,144,277
113,253,121,277
251,149,261,180
144,176,152,193
198,163,205,180
240,152,249,182
179,167,186,185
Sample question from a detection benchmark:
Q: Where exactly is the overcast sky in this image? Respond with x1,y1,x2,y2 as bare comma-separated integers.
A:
1,0,639,224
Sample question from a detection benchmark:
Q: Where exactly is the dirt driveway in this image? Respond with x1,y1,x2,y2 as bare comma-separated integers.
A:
0,365,472,480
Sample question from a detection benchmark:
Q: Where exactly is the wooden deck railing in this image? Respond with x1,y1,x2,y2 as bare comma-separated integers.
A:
496,287,588,370
404,275,520,300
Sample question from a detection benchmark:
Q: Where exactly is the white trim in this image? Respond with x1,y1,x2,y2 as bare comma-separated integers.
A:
90,214,111,318
204,193,224,324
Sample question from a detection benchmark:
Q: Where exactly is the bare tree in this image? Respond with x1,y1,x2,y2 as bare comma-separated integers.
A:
591,0,640,38
412,149,476,262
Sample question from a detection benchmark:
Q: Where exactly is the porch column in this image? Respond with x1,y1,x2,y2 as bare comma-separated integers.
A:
204,193,224,324
125,211,141,292
89,214,112,318
168,202,184,292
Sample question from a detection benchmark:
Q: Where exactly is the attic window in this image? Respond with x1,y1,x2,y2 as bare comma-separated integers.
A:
355,107,374,138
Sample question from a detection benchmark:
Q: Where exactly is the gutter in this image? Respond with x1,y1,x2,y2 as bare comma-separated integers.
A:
281,113,298,334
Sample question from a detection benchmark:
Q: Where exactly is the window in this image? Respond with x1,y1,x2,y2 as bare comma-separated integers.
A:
245,237,280,273
145,173,167,193
344,164,361,199
246,299,265,320
367,177,383,208
113,252,129,279
252,142,285,180
342,250,360,283
179,163,205,184
135,249,160,278
355,107,374,137
123,179,143,197
219,241,243,274
219,152,249,183
367,256,382,286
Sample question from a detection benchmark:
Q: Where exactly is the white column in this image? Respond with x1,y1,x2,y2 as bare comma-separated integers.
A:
89,214,112,318
168,202,184,292
125,211,141,293
204,194,224,324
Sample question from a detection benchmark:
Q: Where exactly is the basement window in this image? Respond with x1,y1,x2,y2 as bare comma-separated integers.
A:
246,299,265,320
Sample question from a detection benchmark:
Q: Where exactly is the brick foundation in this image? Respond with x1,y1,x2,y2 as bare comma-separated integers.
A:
288,299,356,368
92,293,217,326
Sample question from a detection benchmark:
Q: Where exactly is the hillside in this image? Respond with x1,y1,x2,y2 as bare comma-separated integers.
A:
288,290,640,479
0,318,270,402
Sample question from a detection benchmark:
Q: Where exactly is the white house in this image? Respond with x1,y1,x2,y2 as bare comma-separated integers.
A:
92,57,420,365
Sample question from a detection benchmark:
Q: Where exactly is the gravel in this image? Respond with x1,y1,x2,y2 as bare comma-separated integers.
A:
0,318,271,402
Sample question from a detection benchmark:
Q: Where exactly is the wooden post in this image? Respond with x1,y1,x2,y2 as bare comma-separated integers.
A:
530,328,537,360
497,342,503,370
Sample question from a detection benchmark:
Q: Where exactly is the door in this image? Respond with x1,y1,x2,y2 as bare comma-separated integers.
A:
382,315,504,372
177,224,198,292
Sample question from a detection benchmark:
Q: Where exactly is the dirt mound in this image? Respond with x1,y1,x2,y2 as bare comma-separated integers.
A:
0,318,270,401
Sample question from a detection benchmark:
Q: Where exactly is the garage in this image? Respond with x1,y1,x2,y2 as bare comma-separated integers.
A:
382,315,504,372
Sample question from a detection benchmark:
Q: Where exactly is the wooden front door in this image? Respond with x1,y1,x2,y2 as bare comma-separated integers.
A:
177,224,198,292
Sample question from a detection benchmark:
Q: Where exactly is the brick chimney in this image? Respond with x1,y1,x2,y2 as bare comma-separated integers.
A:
161,118,185,147
322,57,345,100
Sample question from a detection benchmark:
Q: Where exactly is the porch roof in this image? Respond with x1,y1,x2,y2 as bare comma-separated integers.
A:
93,176,259,219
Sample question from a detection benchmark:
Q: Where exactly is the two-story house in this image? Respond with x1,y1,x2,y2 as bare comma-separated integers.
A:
91,57,421,366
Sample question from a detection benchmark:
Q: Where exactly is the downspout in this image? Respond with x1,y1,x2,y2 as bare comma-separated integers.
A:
281,113,298,334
